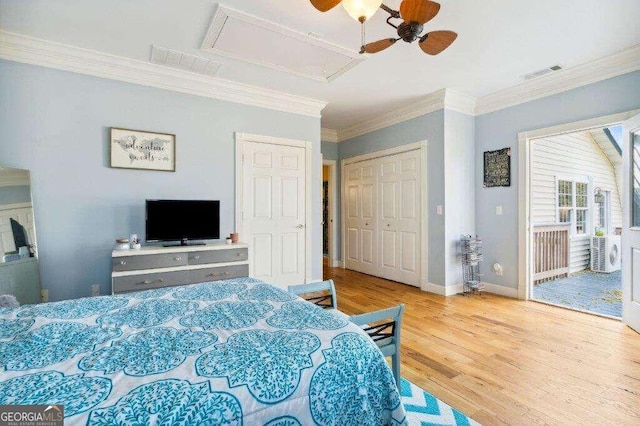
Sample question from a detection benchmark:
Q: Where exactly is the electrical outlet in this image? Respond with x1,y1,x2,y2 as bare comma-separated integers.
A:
91,284,100,297
41,289,49,303
436,205,443,215
496,206,503,215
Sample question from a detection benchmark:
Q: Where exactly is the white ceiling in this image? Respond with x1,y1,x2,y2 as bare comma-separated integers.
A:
1,0,639,130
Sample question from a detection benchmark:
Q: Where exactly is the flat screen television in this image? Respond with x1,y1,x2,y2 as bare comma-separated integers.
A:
146,200,220,246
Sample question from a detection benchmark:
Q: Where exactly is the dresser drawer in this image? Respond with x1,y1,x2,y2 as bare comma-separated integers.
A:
113,271,188,293
113,253,188,272
188,264,249,284
188,248,248,265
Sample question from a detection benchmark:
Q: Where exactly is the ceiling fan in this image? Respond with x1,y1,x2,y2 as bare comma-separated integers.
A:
310,0,457,56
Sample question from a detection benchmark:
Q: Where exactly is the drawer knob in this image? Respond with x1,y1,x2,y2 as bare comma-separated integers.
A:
174,257,181,261
120,261,127,265
208,273,218,277
194,255,200,260
142,280,151,284
224,271,230,275
237,253,243,257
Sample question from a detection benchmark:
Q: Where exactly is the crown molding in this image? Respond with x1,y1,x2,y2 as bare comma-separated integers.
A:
0,30,327,118
444,89,477,115
334,88,477,142
337,89,448,141
475,43,640,115
332,44,640,140
321,128,339,143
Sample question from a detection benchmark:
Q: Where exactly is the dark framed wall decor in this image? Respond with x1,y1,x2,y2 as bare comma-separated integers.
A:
110,127,176,172
483,147,511,188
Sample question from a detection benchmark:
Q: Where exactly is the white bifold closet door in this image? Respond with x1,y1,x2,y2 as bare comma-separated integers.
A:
345,149,421,287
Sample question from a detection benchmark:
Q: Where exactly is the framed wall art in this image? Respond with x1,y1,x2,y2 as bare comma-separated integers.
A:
110,127,176,172
483,147,511,187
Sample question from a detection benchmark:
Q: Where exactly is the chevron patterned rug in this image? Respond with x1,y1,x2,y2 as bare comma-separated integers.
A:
401,378,481,426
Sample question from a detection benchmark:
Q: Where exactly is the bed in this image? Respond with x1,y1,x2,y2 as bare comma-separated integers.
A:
0,278,407,425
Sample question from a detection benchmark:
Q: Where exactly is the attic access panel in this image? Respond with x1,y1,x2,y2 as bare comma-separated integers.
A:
201,5,364,83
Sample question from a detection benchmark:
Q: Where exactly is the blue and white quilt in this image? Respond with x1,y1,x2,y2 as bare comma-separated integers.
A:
0,278,407,425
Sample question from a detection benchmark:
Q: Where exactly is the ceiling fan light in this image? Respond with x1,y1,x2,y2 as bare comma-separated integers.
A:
342,0,382,22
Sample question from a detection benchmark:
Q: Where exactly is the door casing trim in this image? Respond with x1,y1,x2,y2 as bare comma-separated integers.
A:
517,109,640,300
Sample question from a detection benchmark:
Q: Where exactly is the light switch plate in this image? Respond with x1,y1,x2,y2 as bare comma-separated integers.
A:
496,206,503,215
436,205,443,215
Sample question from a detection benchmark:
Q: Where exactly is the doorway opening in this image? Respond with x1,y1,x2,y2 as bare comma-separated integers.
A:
526,124,624,318
322,159,338,268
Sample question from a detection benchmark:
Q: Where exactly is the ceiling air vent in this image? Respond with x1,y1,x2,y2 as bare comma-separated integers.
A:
521,65,562,81
150,45,223,77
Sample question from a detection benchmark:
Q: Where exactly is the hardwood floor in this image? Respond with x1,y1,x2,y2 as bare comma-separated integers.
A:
324,266,640,426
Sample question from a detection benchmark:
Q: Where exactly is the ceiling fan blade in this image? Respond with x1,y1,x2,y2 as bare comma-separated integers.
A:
361,38,397,54
419,30,457,55
400,0,440,24
310,0,342,12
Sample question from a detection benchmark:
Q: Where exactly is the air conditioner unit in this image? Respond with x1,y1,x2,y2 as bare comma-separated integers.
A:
591,235,621,273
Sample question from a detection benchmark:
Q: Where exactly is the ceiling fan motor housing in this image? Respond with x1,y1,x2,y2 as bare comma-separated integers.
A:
398,21,424,43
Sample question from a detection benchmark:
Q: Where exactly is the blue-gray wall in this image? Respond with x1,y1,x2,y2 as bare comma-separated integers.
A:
0,59,322,302
321,141,338,161
0,185,31,205
476,71,640,289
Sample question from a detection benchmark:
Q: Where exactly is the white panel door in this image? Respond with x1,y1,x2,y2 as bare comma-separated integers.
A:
242,141,306,288
345,160,377,275
378,150,421,286
622,113,640,334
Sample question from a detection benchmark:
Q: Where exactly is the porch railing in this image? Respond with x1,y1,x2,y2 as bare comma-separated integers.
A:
532,224,570,284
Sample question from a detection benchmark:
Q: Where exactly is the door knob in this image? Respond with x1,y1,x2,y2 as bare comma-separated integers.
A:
297,224,305,229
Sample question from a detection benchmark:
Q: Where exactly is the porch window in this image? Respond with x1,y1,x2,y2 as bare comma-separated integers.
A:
557,179,589,235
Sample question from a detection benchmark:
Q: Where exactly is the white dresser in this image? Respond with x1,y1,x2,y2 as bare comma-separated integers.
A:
111,243,249,294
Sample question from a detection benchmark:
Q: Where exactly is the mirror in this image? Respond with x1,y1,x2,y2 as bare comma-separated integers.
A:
0,166,41,305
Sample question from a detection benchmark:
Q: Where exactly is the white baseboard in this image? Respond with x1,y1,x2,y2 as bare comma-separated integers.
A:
481,282,519,298
425,282,464,296
425,282,517,298
425,283,444,295
329,259,343,268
